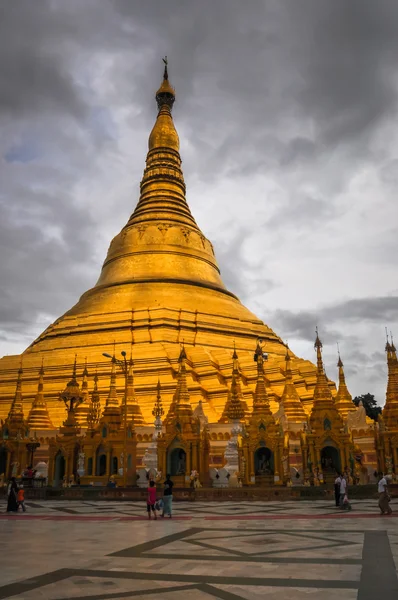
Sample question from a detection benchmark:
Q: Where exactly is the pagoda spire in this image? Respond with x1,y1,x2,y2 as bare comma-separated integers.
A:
165,345,193,423
279,346,307,423
27,362,54,430
92,59,228,299
251,340,273,418
309,330,343,432
334,351,356,419
87,371,101,430
219,346,246,423
105,356,119,408
75,358,90,426
59,356,83,431
6,362,26,435
153,379,164,423
382,334,398,428
101,355,121,430
122,354,145,426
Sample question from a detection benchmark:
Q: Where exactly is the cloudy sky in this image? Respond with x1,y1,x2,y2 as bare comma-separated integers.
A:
1,1,397,404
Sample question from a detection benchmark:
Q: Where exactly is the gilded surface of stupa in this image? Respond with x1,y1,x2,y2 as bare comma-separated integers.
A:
0,63,324,426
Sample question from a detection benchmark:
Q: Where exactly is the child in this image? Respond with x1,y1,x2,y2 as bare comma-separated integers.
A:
147,480,157,520
17,485,26,512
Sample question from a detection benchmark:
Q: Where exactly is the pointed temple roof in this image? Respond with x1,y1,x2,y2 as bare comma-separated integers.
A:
102,356,120,411
27,363,54,430
279,347,307,423
309,331,343,432
0,61,321,427
75,359,90,426
5,363,26,435
165,346,194,423
382,336,398,428
334,353,356,420
219,348,246,423
87,372,102,430
122,356,145,426
251,341,274,420
152,380,164,424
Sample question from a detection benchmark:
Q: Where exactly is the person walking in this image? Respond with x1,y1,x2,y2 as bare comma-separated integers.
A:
147,479,157,520
378,472,392,515
161,474,174,518
339,473,347,508
6,477,18,513
334,473,342,507
17,486,26,512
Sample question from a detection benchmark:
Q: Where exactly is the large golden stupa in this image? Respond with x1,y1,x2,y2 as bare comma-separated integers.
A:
0,63,321,427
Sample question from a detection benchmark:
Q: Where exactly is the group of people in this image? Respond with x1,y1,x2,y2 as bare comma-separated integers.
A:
334,472,352,510
6,477,26,513
334,471,393,514
147,474,173,520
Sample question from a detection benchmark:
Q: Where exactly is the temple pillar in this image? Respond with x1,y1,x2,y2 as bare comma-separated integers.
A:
191,442,198,472
273,444,282,485
64,455,69,481
106,450,111,477
48,452,54,485
186,443,192,475
393,446,398,473
5,450,11,479
250,446,255,482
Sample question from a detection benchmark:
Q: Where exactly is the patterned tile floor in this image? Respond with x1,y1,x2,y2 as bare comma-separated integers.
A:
0,499,397,599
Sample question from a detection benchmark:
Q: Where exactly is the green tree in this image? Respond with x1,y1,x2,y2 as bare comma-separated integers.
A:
353,393,382,422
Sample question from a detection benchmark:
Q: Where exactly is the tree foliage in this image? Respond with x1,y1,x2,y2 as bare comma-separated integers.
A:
353,393,382,422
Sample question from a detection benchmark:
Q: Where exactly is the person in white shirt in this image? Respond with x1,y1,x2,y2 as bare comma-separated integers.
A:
378,472,392,515
339,474,348,508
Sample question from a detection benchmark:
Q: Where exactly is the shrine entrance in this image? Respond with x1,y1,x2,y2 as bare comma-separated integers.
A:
54,453,65,487
96,445,107,476
321,445,341,483
168,448,186,476
254,447,274,475
254,446,274,485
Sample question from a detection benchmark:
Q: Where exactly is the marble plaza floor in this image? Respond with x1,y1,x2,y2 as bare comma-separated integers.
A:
1,499,398,599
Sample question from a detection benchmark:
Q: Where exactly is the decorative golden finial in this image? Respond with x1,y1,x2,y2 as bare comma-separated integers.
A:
232,341,238,361
152,379,164,420
87,370,101,429
179,342,187,363
391,331,396,353
162,55,168,79
337,342,343,368
156,57,175,112
314,327,324,373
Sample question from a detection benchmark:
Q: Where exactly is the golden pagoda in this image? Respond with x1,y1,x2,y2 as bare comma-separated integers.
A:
0,61,320,429
219,348,247,423
3,364,26,438
243,342,283,485
378,337,398,476
27,363,54,430
75,359,90,427
278,347,307,426
158,346,205,483
305,331,352,482
334,353,356,420
122,356,145,426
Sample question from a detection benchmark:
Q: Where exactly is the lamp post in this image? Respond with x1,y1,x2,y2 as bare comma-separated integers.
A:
102,350,129,487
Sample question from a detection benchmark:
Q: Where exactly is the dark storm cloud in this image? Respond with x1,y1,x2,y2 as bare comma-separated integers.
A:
270,297,398,341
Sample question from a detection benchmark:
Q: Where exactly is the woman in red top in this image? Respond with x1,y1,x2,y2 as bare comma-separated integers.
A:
147,480,157,520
